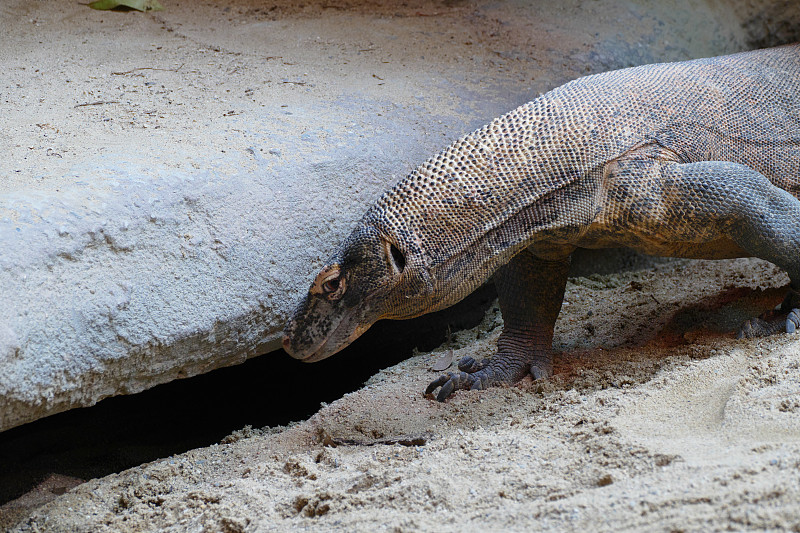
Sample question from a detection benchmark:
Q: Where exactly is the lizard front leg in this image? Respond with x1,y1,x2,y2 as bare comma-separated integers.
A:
426,249,569,402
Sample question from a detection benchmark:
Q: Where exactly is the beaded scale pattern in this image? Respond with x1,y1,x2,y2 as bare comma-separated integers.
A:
284,45,800,401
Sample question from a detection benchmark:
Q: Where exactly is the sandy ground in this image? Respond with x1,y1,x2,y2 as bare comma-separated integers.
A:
6,256,800,531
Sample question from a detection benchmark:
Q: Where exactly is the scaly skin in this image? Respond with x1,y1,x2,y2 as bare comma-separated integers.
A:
283,45,800,401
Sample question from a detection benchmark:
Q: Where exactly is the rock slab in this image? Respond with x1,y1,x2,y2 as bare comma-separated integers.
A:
1,0,783,431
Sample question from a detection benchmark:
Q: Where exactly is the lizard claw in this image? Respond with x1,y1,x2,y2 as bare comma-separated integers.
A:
786,308,800,333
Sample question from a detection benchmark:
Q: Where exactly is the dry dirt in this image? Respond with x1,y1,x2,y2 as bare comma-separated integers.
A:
7,256,800,532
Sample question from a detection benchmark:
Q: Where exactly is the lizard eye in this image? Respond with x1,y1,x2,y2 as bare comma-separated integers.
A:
320,272,345,300
322,278,340,293
389,243,406,274
313,265,345,300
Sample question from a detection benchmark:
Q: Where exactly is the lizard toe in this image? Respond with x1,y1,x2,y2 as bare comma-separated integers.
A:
425,348,547,400
425,372,477,402
469,370,492,390
786,308,800,334
457,356,490,373
437,377,458,402
424,375,450,396
530,361,553,380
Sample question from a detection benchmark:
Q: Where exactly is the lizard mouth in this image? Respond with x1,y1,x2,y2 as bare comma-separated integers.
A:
284,304,374,363
304,320,373,362
290,332,335,363
297,341,337,363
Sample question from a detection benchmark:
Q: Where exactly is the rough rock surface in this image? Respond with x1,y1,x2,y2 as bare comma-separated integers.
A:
0,0,784,432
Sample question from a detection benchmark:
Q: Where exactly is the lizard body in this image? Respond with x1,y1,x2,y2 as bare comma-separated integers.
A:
283,45,800,400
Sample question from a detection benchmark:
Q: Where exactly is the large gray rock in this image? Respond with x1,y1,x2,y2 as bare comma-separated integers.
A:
0,0,772,431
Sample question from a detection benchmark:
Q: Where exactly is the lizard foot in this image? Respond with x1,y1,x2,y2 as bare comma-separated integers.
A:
425,352,551,402
737,308,800,338
737,290,800,339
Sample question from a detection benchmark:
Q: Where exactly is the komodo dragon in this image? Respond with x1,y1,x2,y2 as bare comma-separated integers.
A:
283,45,800,401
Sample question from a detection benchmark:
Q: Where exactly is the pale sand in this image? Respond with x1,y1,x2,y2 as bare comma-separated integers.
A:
9,257,800,531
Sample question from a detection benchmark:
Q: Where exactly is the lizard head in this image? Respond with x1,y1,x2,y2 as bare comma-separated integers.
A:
283,222,432,362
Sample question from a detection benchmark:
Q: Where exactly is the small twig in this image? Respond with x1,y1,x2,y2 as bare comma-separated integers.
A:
112,63,184,75
281,80,308,85
74,100,119,108
323,433,430,447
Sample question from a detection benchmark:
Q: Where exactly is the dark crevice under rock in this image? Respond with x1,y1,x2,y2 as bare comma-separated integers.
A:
0,248,657,506
0,281,496,506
